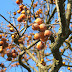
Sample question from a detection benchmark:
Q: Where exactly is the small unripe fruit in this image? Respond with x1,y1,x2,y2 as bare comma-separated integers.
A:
62,62,65,65
11,49,16,53
7,52,12,57
12,53,17,58
41,59,44,62
10,27,14,32
11,35,15,38
13,12,16,15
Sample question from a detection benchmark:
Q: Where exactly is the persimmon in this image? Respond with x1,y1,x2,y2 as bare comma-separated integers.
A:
34,33,40,40
1,63,4,68
13,12,16,15
0,46,3,53
36,64,38,67
41,59,44,62
19,5,23,9
32,23,39,30
16,62,20,65
0,41,4,46
5,34,7,37
34,18,42,25
16,0,20,4
39,24,47,31
44,30,52,37
8,24,13,28
36,41,45,50
67,67,70,70
20,14,26,19
11,49,16,53
11,35,15,38
28,36,31,40
10,27,14,32
23,6,27,9
2,33,5,36
0,34,2,38
27,10,30,14
62,62,65,65
40,36,48,42
12,53,17,58
17,17,22,22
55,19,57,22
21,10,25,14
17,9,21,13
39,32,44,38
70,25,72,27
50,0,53,4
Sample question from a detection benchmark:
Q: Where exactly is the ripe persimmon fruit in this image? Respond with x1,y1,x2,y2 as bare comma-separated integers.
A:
44,30,52,37
0,46,3,53
10,27,14,32
20,14,26,19
34,33,40,40
39,24,47,31
0,41,4,46
36,41,45,50
11,35,15,38
67,67,70,70
21,10,25,14
17,17,22,22
19,5,23,9
32,23,39,30
34,18,42,25
16,0,20,4
0,34,2,38
13,12,16,15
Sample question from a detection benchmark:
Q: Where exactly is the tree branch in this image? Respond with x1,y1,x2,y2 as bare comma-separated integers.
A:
0,14,20,36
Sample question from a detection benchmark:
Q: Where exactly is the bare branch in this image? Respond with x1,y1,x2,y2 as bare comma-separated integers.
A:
0,14,20,36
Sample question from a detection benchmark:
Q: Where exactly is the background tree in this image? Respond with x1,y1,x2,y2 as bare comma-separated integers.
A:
0,0,72,72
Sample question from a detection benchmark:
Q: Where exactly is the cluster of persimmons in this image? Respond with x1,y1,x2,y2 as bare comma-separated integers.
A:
32,18,52,50
0,0,71,71
15,0,52,50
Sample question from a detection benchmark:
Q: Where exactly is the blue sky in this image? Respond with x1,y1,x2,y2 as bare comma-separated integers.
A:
0,0,72,72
